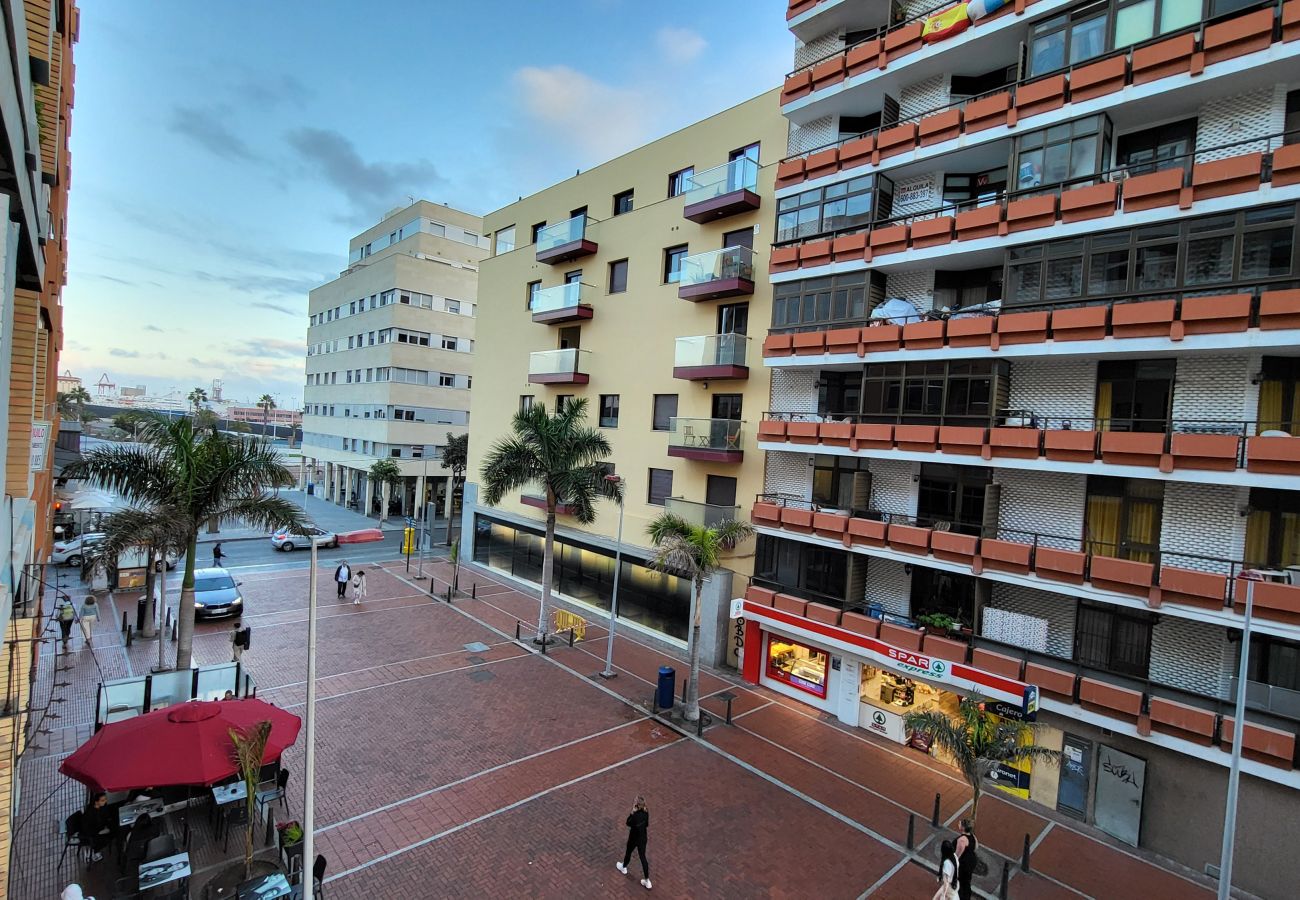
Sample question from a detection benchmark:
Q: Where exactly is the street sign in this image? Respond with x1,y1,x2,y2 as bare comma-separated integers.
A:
729,597,744,619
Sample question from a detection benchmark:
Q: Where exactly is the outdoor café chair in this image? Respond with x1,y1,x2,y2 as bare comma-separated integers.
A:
311,854,326,898
221,802,249,853
58,811,91,869
256,769,290,818
144,833,177,863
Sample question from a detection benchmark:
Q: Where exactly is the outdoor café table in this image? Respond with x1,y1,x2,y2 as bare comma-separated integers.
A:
212,782,247,806
237,871,293,899
138,850,191,892
119,797,165,828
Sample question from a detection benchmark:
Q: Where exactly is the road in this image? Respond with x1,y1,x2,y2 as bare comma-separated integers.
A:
200,530,449,575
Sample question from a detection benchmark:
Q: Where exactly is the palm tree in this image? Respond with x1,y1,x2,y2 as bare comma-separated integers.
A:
647,513,755,722
480,399,620,642
368,458,402,522
57,384,92,420
257,394,276,438
64,414,307,669
187,387,208,412
904,695,1062,825
442,432,468,547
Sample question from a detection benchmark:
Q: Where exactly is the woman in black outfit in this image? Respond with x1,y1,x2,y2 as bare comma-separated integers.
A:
616,796,651,890
956,818,978,900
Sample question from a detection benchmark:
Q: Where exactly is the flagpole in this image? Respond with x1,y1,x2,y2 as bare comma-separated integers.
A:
302,536,320,885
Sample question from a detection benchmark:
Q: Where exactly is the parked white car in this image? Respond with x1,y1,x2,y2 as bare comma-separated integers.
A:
50,533,105,567
270,526,339,552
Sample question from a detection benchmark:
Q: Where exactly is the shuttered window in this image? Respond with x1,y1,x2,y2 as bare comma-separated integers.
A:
648,469,674,506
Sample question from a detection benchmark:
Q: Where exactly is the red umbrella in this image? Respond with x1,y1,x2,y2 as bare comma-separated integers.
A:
60,698,301,793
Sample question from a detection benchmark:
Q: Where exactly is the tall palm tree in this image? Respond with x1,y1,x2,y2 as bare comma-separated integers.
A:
647,513,755,722
480,399,620,642
187,387,208,412
64,414,307,669
442,432,468,547
904,694,1061,825
257,394,276,439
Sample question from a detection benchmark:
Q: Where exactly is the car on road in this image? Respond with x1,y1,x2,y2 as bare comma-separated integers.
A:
270,526,338,552
192,567,244,619
51,533,105,567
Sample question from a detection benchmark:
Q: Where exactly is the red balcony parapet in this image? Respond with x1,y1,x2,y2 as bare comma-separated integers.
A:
1192,152,1264,203
1043,429,1098,462
745,584,777,606
1069,55,1127,102
880,620,923,651
1158,566,1227,610
1246,436,1300,475
978,538,1033,575
1080,678,1143,722
1169,433,1240,472
1090,555,1155,599
973,648,1024,680
1221,717,1298,768
1051,304,1108,341
1202,8,1275,66
1035,547,1087,584
1259,290,1300,330
1026,662,1076,701
1149,697,1216,745
931,530,978,565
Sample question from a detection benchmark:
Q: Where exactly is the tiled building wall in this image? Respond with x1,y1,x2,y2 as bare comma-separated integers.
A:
1007,358,1097,424
764,450,811,499
788,115,837,155
1161,482,1249,573
794,31,844,69
1170,355,1254,423
864,557,912,615
988,583,1076,658
770,368,819,413
1194,85,1287,162
869,458,916,516
884,270,935,316
993,469,1088,548
1149,617,1232,700
899,74,949,121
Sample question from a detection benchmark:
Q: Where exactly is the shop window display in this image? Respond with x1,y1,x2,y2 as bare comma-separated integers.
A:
766,636,829,698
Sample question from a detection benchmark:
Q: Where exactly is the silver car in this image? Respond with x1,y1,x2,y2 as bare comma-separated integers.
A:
192,567,244,619
270,526,338,552
51,533,105,567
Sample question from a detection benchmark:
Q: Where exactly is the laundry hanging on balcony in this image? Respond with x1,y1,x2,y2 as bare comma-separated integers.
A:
966,0,1008,21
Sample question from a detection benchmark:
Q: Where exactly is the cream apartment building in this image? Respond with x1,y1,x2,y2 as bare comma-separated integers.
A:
461,90,787,661
302,201,486,521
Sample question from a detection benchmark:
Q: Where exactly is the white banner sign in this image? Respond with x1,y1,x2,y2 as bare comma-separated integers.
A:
860,702,907,743
729,597,745,619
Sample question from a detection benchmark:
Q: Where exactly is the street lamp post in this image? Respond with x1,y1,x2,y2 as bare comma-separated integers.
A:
416,455,429,580
1217,577,1255,900
600,475,625,680
302,535,322,885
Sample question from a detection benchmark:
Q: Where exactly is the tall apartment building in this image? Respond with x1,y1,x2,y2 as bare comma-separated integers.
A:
0,1,78,893
462,92,787,659
739,0,1300,893
302,201,485,521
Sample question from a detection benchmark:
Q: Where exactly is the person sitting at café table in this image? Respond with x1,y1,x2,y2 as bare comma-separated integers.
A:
80,792,118,862
131,785,162,803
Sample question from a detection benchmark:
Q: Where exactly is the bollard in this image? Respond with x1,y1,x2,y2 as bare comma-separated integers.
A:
999,861,1009,899
568,627,576,647
1021,833,1032,873
265,816,276,847
906,813,915,850
121,610,128,634
650,690,658,714
540,632,547,655
931,793,941,828
515,620,521,641
472,583,477,599
125,626,132,647
445,585,452,603
723,695,735,725
171,620,177,642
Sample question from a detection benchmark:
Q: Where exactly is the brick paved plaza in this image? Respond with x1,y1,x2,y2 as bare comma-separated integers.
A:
13,557,1219,898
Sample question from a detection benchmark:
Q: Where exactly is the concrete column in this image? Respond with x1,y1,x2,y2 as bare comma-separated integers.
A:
415,474,426,520
381,481,392,521
364,476,374,517
444,477,454,521
343,468,352,509
697,568,735,670
324,462,334,501
460,482,478,559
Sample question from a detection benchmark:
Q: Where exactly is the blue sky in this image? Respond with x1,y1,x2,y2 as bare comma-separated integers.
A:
61,1,793,409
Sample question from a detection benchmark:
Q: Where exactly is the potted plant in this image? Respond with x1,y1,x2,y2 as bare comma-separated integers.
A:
915,612,963,636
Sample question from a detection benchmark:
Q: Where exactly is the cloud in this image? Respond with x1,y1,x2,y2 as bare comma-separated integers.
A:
656,27,707,64
143,325,164,333
251,301,298,316
192,269,317,298
233,72,311,109
512,66,659,162
230,338,302,360
109,348,141,359
169,106,260,162
285,127,444,216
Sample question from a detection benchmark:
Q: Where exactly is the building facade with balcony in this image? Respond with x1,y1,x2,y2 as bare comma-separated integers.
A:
461,91,787,658
301,201,485,521
748,0,1300,892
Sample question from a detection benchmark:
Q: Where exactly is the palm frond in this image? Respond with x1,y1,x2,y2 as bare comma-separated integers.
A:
213,494,311,535
647,514,694,545
712,518,756,550
648,535,706,582
63,445,178,505
479,438,543,506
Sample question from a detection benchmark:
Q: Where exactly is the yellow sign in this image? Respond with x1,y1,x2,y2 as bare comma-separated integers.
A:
402,527,415,554
553,609,586,641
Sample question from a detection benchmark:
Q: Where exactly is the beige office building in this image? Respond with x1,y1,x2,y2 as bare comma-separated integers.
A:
461,90,786,660
302,201,486,521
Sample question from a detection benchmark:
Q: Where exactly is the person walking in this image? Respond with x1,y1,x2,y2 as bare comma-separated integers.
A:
231,624,250,662
955,819,980,900
616,795,651,890
933,839,960,900
334,561,351,600
55,596,76,651
351,569,367,605
212,542,225,566
78,595,99,648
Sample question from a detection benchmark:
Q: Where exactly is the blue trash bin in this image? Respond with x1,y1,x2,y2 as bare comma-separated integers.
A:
656,666,676,709
306,482,315,496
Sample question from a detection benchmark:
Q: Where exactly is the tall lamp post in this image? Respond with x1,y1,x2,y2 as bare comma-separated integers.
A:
302,535,322,885
1218,577,1255,900
600,474,625,680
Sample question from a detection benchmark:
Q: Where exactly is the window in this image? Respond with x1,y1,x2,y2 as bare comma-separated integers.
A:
391,448,402,458
812,454,866,510
754,534,849,605
766,635,830,698
668,166,694,198
1115,118,1195,176
1113,0,1199,47
1074,601,1153,678
520,395,535,413
663,245,688,284
776,174,891,243
712,394,743,420
556,394,574,413
608,259,629,294
612,189,634,216
1027,2,1110,77
526,280,541,310
438,373,456,387
1244,487,1300,569
1013,115,1110,191
648,468,674,505
772,272,875,330
1244,634,1300,692
530,222,547,244
599,394,620,428
652,395,678,431
1096,359,1175,432
1085,476,1164,562
916,463,991,534
442,337,458,351
858,360,1005,425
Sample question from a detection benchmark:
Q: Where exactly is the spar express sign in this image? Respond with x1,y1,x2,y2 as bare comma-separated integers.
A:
882,646,950,680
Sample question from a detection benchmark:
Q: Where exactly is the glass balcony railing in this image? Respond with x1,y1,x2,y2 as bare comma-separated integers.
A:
664,497,742,528
674,334,749,369
528,348,590,379
535,214,589,254
530,282,590,316
679,246,755,289
683,157,759,204
668,417,744,453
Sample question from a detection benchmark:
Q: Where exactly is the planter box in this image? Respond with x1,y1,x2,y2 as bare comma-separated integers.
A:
1051,304,1108,341
869,223,910,257
880,620,924,652
833,232,868,262
910,215,955,249
845,39,882,77
1179,293,1251,336
1221,718,1298,768
995,310,1050,346
762,333,793,357
1202,8,1275,66
846,515,888,547
799,239,833,269
1191,152,1264,203
902,319,945,349
1169,432,1240,472
1059,181,1118,223
931,530,979,564
1131,32,1195,85
745,584,777,606
979,538,1033,574
751,502,783,526
1014,74,1067,121
1090,555,1155,599
839,134,875,170
972,648,1024,680
963,91,1011,133
988,427,1041,459
1286,0,1300,42
938,425,986,455
1272,142,1300,188
757,418,789,442
774,593,808,617
1259,289,1300,331
1025,662,1076,701
1236,579,1300,623
818,421,854,447
805,147,841,181
792,330,827,355
826,326,864,355
861,323,902,351
882,22,924,63
786,421,821,444
1069,55,1128,102
1043,429,1097,462
955,204,1002,240
1005,194,1058,233
813,511,850,539
851,423,894,451
1035,547,1088,585
809,56,846,93
1159,565,1228,610
770,246,801,273
946,314,994,347
1099,430,1166,467
918,108,962,146
1079,677,1143,721
886,523,931,554
780,506,814,532
1149,696,1216,744
1246,436,1300,475
841,610,881,638
781,70,813,105
876,123,918,161
775,158,807,189
923,634,969,664
1122,167,1184,212
1111,299,1175,339
894,424,938,452
805,601,842,627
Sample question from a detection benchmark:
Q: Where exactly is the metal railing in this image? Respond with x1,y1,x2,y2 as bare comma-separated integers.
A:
675,334,750,369
680,245,755,288
527,348,590,378
669,417,745,452
683,157,760,203
536,214,591,253
665,497,743,527
530,282,591,315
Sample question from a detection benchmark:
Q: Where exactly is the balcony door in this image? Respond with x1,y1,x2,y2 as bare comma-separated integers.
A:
728,143,760,191
712,393,742,420
1074,601,1152,678
1096,359,1174,432
1257,357,1300,435
916,464,990,535
1116,118,1196,176
1085,476,1163,562
723,227,754,250
1244,488,1300,570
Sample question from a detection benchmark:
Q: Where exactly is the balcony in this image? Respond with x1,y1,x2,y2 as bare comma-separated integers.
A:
681,158,762,223
527,348,590,385
521,493,575,516
678,246,756,301
664,497,742,528
535,214,597,265
673,334,750,382
666,417,744,462
530,282,593,325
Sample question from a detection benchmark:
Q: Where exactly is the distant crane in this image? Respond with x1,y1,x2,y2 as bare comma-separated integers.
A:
211,378,224,403
95,372,115,396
